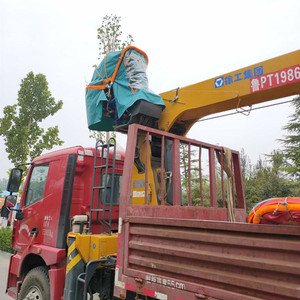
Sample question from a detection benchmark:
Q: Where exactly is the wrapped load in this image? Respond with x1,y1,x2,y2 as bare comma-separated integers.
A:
248,197,300,225
86,46,165,131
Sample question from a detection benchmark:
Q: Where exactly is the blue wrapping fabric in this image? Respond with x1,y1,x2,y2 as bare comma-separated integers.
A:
86,47,165,131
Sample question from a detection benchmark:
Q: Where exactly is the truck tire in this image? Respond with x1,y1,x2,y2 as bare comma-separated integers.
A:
18,266,50,300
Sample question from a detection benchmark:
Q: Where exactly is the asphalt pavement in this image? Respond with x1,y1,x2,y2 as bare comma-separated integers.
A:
0,250,13,300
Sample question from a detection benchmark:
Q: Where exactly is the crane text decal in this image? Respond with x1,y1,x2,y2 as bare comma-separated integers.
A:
215,65,264,88
250,65,300,93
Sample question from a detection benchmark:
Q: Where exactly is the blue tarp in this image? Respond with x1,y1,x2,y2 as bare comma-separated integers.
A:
86,47,165,131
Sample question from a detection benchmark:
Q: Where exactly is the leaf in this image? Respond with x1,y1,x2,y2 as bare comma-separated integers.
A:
97,14,134,60
0,72,64,170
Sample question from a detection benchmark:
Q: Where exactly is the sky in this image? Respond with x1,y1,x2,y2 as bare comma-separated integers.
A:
0,0,300,179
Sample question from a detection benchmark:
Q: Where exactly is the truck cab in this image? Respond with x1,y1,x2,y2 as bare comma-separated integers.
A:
6,145,124,299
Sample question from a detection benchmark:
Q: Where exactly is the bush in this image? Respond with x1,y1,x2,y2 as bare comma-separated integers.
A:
0,226,14,253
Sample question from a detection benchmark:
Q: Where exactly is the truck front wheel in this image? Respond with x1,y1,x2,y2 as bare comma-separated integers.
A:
18,266,50,300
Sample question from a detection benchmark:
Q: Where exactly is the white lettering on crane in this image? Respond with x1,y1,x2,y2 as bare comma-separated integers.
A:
260,76,267,88
267,73,274,85
251,64,300,93
251,78,260,92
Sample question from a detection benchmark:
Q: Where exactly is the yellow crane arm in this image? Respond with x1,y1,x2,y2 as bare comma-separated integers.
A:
158,50,300,135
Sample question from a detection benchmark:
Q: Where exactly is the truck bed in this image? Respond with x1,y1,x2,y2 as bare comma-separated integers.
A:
115,124,300,299
118,212,300,299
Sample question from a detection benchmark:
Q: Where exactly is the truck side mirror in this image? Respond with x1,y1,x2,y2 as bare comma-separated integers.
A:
0,206,10,218
15,211,24,221
1,195,17,219
5,195,17,207
7,168,23,193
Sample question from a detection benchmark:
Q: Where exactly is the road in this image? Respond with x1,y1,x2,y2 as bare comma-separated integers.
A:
0,251,13,300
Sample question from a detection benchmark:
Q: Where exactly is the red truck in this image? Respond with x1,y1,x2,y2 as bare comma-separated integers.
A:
3,145,124,299
2,48,300,300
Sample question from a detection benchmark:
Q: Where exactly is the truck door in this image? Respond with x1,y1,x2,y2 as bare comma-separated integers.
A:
14,164,50,251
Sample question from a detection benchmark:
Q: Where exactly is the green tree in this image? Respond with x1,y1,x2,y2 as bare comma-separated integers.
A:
0,72,63,170
242,149,299,213
97,14,134,59
267,149,285,176
0,227,14,253
90,15,134,142
280,95,300,179
180,143,200,204
240,148,253,179
0,178,8,191
245,167,293,213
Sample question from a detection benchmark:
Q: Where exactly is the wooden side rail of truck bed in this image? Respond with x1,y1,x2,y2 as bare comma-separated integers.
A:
115,124,300,300
118,215,300,300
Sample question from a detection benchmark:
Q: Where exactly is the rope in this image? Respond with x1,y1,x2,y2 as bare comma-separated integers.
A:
104,53,109,79
217,147,235,222
251,207,278,224
198,99,294,122
94,68,104,81
273,197,295,221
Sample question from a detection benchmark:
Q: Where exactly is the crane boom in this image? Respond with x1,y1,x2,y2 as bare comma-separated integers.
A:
159,50,300,135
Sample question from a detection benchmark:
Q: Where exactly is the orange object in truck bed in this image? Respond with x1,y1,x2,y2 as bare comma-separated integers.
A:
248,197,300,224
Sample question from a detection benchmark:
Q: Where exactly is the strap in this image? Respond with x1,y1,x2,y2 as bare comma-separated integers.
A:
273,198,295,221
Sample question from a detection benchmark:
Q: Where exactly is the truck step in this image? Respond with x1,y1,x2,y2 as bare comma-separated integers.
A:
90,208,110,212
99,143,114,149
94,165,113,169
92,186,111,189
